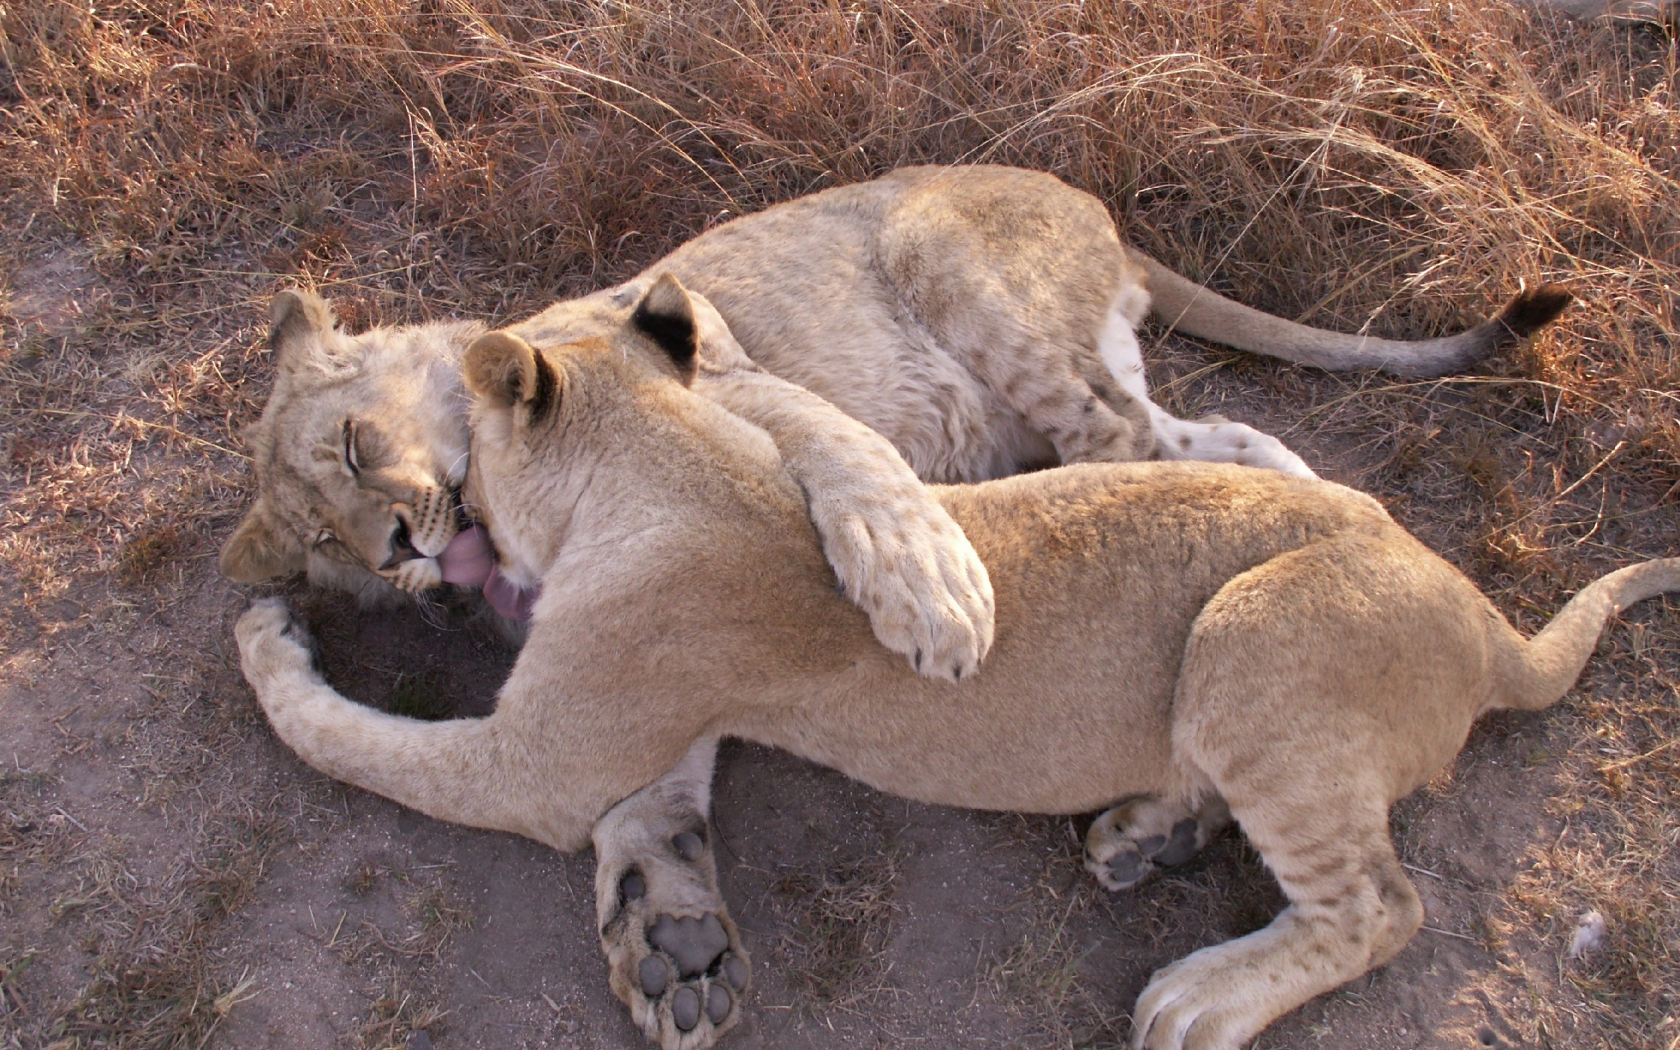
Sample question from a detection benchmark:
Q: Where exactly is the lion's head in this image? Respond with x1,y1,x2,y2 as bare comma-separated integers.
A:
218,290,484,602
220,278,748,602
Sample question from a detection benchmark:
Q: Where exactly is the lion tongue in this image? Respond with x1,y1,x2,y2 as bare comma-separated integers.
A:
483,564,541,621
437,524,495,586
436,524,540,620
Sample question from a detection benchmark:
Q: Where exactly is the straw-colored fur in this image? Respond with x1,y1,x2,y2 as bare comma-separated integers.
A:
235,277,1674,1050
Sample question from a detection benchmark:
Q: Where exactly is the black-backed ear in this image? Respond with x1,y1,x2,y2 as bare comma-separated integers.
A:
463,330,559,421
268,289,341,373
219,499,306,583
631,273,699,384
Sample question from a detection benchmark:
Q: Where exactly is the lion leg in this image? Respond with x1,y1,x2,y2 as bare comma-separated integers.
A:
1002,354,1157,466
234,599,579,849
1092,299,1316,478
1131,792,1421,1050
1084,795,1231,892
594,738,749,1050
1146,404,1317,479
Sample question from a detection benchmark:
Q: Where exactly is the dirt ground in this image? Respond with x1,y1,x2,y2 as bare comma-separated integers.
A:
2,245,1674,1050
3,2,1678,1048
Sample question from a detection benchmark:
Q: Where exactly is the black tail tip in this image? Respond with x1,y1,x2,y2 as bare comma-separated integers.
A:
1494,283,1573,342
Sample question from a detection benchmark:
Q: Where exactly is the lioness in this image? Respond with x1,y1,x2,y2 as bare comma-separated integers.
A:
221,165,1568,610
236,275,1676,1050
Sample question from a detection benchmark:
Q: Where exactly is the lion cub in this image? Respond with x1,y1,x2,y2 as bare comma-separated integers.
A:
236,276,1677,1050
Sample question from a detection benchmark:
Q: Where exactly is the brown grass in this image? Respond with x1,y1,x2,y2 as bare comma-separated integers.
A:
1,1,1676,1047
770,847,902,1008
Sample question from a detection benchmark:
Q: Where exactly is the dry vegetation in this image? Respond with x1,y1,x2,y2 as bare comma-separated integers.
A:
1,1,1676,1048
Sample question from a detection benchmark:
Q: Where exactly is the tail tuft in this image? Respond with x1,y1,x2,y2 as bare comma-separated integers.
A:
1491,284,1574,343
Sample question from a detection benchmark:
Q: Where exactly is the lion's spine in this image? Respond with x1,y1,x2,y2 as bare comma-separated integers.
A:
1494,558,1680,712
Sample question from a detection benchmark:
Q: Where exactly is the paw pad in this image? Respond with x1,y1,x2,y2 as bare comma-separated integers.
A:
649,913,731,977
638,957,669,996
706,985,731,1023
672,831,704,861
671,986,701,1031
1155,818,1201,866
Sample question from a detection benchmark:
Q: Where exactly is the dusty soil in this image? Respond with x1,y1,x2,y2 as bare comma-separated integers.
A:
3,247,1673,1050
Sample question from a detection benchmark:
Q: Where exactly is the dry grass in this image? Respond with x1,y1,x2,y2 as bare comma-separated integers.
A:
1,0,1677,1047
770,847,902,1008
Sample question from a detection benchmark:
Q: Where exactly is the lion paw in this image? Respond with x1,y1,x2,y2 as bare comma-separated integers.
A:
823,501,995,682
1085,796,1229,893
600,829,748,1050
234,598,321,692
1133,944,1265,1050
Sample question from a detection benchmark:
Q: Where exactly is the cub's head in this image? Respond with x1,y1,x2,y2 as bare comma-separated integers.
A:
219,289,483,601
460,274,706,592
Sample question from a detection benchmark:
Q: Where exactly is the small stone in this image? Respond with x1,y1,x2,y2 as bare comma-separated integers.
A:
406,1032,435,1050
671,986,701,1031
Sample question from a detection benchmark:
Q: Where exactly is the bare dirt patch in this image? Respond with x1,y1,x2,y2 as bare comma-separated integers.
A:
2,2,1676,1048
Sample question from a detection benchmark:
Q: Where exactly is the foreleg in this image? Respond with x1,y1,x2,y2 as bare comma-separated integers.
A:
594,739,749,1050
691,294,994,681
234,599,580,849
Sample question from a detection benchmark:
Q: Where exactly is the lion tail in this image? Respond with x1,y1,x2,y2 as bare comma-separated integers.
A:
1493,558,1680,712
1128,248,1572,378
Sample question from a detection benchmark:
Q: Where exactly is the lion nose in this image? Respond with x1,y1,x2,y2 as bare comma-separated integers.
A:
379,517,424,569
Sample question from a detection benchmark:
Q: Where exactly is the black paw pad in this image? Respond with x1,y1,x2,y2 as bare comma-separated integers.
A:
672,831,704,862
706,984,731,1023
1155,818,1200,867
1106,847,1149,886
722,953,749,991
671,986,701,1031
649,913,731,977
638,956,669,997
620,870,646,902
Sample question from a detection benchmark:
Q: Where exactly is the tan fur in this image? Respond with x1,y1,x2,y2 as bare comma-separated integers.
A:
222,165,1565,605
235,281,1674,1050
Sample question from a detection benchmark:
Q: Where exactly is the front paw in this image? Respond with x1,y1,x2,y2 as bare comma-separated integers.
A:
823,501,995,682
599,830,749,1049
234,598,321,694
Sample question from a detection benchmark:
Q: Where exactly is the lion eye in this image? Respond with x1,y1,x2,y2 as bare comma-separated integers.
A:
312,527,338,549
341,419,361,477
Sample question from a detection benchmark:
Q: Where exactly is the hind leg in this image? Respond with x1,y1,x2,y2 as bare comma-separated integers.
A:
1095,301,1316,478
594,739,750,1050
1084,795,1231,891
1147,404,1316,479
1132,794,1422,1050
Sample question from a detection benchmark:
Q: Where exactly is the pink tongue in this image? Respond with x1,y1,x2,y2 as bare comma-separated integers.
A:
483,565,540,621
437,525,495,586
437,524,541,620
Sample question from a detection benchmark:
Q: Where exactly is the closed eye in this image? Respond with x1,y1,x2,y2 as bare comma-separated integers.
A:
341,419,360,477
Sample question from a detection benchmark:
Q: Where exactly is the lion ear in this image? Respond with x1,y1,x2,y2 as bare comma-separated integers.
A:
219,499,305,583
631,273,699,383
464,331,559,421
268,289,344,374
